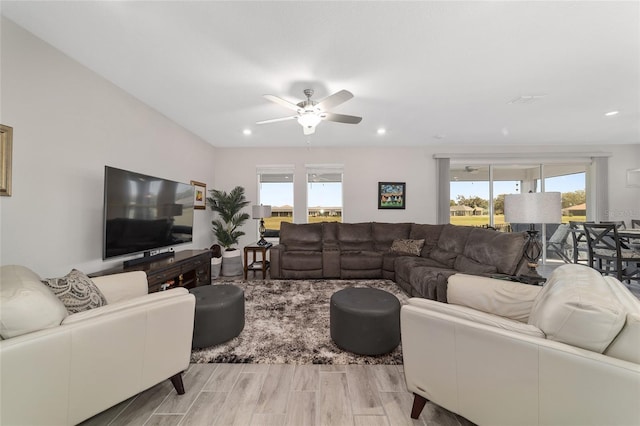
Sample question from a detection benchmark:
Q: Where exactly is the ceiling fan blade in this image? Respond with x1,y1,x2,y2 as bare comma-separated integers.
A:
263,94,302,112
316,90,354,111
256,116,298,125
303,125,316,135
323,112,362,124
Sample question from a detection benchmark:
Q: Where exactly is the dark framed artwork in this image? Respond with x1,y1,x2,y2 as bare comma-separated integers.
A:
378,182,405,209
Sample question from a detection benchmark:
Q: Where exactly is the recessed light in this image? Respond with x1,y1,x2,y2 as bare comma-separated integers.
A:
604,111,619,116
433,134,446,140
243,129,252,135
377,128,386,135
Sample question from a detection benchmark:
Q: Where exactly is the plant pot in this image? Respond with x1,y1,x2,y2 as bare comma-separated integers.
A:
221,249,243,277
211,257,222,280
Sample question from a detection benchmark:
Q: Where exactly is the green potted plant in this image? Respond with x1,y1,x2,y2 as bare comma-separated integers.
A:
207,186,250,276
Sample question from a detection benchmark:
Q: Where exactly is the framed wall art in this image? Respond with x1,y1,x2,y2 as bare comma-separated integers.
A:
191,180,206,210
0,124,13,197
378,182,405,209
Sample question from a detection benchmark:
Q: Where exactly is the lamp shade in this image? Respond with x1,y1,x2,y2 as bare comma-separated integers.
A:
252,205,272,219
504,192,562,224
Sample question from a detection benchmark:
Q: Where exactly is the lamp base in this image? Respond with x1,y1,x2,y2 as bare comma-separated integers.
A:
517,261,547,285
256,238,270,247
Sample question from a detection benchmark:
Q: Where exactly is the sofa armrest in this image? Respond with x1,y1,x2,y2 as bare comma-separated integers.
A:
0,286,195,425
269,244,284,279
92,271,148,303
401,301,640,426
406,297,544,338
61,287,189,325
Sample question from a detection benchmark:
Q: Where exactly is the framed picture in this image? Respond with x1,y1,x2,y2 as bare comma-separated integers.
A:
0,124,13,197
191,180,206,210
378,182,405,209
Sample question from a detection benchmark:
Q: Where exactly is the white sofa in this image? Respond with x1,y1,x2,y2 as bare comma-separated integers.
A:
0,265,196,426
401,264,640,426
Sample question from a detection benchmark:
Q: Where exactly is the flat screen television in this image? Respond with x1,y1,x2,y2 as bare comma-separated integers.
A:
103,166,194,261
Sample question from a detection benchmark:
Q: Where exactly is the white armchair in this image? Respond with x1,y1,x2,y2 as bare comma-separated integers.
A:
0,265,196,426
401,264,640,426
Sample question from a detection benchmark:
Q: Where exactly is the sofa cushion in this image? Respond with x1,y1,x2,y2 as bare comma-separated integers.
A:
337,223,374,251
42,269,108,314
390,239,424,256
340,251,382,270
429,247,458,268
454,255,498,275
408,267,456,302
0,265,68,339
279,222,323,251
604,313,640,363
601,276,640,363
372,222,412,251
447,274,542,323
463,228,527,275
281,251,323,271
437,224,473,254
394,256,449,289
409,224,444,257
528,264,626,353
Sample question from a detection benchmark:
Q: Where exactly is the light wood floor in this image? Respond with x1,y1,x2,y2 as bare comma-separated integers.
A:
81,363,475,426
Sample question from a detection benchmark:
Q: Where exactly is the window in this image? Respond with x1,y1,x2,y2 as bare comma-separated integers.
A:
448,161,588,263
306,165,343,223
257,166,294,235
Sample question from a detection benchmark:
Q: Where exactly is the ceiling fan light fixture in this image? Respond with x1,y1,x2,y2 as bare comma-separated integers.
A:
297,113,322,128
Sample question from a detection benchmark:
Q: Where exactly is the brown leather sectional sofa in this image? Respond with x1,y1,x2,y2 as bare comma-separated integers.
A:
270,222,529,301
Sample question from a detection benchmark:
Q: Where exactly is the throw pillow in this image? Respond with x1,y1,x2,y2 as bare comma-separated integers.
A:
42,269,107,314
390,239,425,256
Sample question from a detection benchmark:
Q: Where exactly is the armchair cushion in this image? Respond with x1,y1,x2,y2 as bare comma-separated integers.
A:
0,265,68,339
528,265,626,353
42,269,107,314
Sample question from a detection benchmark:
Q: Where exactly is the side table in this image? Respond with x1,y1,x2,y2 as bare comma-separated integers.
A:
244,243,272,279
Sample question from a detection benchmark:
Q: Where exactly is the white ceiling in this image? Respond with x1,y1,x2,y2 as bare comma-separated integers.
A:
2,1,639,148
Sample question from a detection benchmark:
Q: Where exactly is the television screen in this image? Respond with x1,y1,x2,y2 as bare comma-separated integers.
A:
103,166,194,259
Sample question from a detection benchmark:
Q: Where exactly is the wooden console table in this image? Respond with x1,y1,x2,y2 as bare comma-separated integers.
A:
91,249,212,293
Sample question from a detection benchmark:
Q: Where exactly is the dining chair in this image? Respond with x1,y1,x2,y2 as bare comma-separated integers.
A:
582,223,640,283
546,223,572,263
569,221,590,264
631,219,640,229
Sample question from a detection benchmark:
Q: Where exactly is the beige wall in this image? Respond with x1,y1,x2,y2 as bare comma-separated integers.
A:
0,18,216,277
214,145,639,249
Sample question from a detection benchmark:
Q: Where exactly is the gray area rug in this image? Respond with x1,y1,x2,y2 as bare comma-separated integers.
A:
191,279,409,365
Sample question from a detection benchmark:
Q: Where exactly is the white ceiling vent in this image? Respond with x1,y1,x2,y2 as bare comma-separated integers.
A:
508,95,547,104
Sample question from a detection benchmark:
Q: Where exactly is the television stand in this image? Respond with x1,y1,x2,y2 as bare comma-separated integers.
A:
123,250,175,268
91,249,212,293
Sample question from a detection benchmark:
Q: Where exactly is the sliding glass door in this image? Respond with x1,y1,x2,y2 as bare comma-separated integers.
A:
450,162,587,263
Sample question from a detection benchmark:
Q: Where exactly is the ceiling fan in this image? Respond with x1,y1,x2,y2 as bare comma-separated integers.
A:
257,89,362,135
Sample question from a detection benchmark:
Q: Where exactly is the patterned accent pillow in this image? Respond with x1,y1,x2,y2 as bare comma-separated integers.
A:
390,239,425,256
42,269,107,314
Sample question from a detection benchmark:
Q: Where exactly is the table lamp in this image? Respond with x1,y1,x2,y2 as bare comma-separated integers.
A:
252,205,272,246
504,192,562,284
